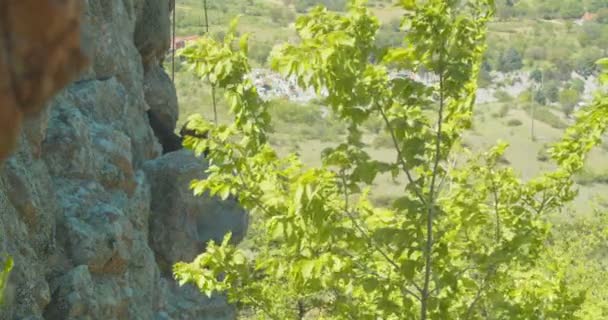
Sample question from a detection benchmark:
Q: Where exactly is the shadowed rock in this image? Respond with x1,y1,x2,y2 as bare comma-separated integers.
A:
143,150,248,276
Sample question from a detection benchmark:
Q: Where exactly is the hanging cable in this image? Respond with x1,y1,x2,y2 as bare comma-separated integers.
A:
202,0,217,124
204,0,209,33
172,0,176,82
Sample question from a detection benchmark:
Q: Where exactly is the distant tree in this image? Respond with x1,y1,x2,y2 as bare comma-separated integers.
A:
570,78,586,93
537,1,561,19
560,88,581,117
560,0,585,19
586,0,608,12
578,23,603,47
574,47,604,77
543,80,560,103
597,8,608,23
551,61,574,82
496,0,516,19
498,47,523,72
534,89,547,105
530,69,543,83
524,45,547,61
270,6,294,25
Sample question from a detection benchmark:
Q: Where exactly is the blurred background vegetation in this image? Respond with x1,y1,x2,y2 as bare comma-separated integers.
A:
170,0,608,213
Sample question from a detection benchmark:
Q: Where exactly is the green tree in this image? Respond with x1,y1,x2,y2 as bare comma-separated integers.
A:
175,1,608,319
497,47,523,72
530,68,542,83
586,0,608,12
574,47,604,77
534,88,547,105
560,88,581,117
570,78,586,93
543,80,560,103
560,0,585,19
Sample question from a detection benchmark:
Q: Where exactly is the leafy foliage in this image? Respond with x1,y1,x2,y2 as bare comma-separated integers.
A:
0,256,12,306
175,1,608,319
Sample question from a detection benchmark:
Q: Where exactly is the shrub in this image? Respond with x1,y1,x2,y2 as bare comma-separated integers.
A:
537,144,550,162
506,118,523,126
574,170,608,186
492,103,510,118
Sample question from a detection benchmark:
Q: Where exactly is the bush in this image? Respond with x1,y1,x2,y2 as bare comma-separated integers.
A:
559,88,581,117
543,81,560,103
497,47,523,72
492,103,510,118
506,118,523,127
270,6,295,25
537,144,550,162
574,170,608,186
569,78,585,94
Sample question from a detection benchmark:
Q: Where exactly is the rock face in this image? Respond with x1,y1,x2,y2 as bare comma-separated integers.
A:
144,151,248,276
0,1,245,319
0,0,87,161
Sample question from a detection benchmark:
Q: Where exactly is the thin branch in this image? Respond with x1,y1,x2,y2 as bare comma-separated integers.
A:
338,245,422,301
489,173,502,243
212,85,218,124
464,266,496,319
377,106,427,206
339,171,423,296
421,65,446,320
244,293,282,320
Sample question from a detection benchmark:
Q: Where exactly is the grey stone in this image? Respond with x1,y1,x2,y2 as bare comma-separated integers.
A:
134,0,172,68
0,1,242,319
145,65,179,131
143,150,248,275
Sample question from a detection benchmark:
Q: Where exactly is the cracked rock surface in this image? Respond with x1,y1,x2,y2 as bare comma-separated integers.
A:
0,1,243,319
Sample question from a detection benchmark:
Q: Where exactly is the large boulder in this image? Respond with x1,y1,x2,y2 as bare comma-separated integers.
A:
143,150,248,275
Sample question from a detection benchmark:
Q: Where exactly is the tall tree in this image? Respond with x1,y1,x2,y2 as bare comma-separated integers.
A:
175,1,608,319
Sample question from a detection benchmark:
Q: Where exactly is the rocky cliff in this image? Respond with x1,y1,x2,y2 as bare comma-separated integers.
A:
0,1,246,319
